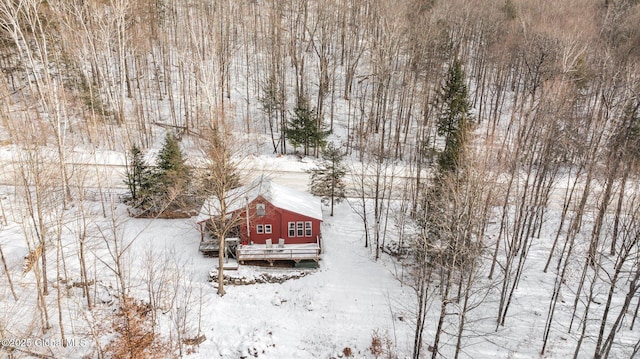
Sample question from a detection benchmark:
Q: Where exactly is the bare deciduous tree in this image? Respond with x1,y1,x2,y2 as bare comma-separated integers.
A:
197,117,251,297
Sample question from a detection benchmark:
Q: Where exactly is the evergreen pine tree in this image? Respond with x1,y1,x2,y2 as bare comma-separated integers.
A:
419,58,475,268
153,132,191,210
124,145,153,210
436,58,473,175
416,60,480,359
309,142,347,216
286,96,328,156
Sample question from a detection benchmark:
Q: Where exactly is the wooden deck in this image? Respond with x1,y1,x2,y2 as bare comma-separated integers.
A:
237,243,321,265
199,237,239,257
199,240,220,254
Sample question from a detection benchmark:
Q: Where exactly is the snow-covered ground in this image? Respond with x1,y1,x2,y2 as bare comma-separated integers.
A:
0,177,415,358
1,163,639,358
0,133,638,358
190,202,413,358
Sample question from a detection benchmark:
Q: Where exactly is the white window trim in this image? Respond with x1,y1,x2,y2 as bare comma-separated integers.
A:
296,221,304,237
305,221,312,237
265,224,272,234
288,222,296,237
256,224,264,234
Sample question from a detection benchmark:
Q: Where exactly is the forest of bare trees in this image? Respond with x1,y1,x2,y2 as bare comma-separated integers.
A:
1,0,640,357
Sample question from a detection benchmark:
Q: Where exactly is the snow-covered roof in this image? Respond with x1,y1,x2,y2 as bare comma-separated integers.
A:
197,176,323,222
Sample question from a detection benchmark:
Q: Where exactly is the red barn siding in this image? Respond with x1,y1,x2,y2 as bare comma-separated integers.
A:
237,196,322,245
278,209,321,244
239,196,281,244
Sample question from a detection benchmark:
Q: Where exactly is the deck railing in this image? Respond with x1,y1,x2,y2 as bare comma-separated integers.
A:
237,245,320,263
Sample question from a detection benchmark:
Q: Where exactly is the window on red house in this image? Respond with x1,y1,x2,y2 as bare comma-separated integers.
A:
256,204,266,216
257,224,264,234
288,222,295,237
296,222,304,237
305,221,312,237
265,224,272,234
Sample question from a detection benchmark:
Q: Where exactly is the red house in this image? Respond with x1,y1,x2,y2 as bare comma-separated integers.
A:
196,176,323,257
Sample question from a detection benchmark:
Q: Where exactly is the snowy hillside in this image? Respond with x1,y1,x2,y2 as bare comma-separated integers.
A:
1,163,638,358
0,179,415,358
1,0,640,358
